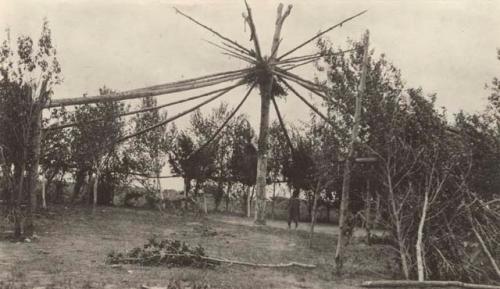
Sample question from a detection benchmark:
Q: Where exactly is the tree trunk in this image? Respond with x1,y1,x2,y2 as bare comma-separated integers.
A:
271,182,276,220
157,171,164,210
416,189,429,281
14,162,26,238
203,192,208,214
326,203,331,223
71,170,85,204
55,179,64,204
41,176,47,209
365,178,372,245
388,173,410,279
247,186,252,218
375,192,381,225
93,170,99,211
25,106,42,236
214,180,224,212
335,30,369,273
225,182,232,212
309,182,320,248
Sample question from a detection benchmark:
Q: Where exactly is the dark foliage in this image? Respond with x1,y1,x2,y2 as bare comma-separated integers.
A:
106,237,218,268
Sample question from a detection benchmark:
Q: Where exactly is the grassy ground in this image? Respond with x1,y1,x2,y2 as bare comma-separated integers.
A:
0,206,396,289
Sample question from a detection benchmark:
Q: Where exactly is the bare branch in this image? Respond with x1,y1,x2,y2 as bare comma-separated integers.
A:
271,95,295,156
204,39,257,64
278,9,368,60
274,70,328,101
278,76,334,128
243,0,263,61
174,7,252,55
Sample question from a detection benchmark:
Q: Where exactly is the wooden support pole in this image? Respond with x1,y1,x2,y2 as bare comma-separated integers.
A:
254,3,292,226
44,84,236,131
335,30,369,273
115,80,245,144
45,70,248,108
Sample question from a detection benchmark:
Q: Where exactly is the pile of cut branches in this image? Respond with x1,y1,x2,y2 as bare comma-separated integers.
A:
106,237,218,268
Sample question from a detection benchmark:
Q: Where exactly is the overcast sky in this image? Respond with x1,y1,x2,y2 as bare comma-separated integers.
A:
2,0,500,190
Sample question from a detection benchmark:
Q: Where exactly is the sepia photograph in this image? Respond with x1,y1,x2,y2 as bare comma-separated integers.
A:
0,0,499,288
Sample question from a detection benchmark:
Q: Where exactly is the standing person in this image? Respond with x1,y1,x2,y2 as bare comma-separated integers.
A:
288,190,300,229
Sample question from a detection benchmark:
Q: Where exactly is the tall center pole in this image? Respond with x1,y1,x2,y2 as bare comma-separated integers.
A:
254,3,292,225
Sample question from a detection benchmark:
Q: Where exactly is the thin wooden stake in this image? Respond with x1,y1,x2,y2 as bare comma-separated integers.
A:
335,30,369,274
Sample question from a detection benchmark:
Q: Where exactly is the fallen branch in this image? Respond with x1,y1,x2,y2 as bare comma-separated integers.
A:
117,253,316,269
470,217,500,279
361,280,500,289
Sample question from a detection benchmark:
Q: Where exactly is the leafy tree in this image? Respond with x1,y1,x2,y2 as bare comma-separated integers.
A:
129,96,172,202
67,87,128,205
0,20,61,237
40,107,72,203
168,128,215,200
229,118,257,215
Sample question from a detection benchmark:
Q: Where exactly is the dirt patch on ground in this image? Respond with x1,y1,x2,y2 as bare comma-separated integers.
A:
0,206,394,288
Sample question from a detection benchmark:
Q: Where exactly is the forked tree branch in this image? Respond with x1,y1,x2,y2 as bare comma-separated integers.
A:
243,0,263,61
